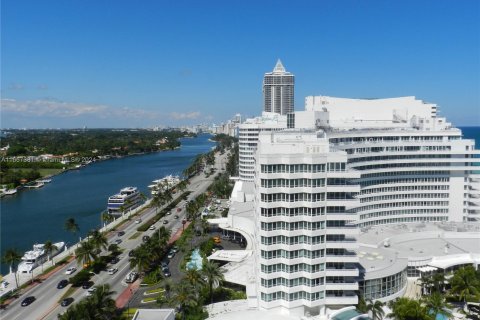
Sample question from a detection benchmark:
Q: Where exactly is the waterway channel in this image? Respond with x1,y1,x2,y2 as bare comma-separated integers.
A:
0,134,215,274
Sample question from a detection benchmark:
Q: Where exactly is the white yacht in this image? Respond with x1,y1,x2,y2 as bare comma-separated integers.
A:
148,175,180,196
18,242,65,273
107,186,142,215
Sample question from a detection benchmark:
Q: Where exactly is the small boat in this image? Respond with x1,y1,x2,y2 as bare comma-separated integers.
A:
24,182,45,188
1,188,17,195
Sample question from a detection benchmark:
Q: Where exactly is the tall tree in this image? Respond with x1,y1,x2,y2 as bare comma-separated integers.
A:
2,248,22,288
101,212,114,227
366,299,385,320
43,240,58,265
451,265,479,304
201,260,225,304
75,241,97,267
88,230,108,253
88,284,117,320
422,292,451,319
171,281,198,320
129,247,152,274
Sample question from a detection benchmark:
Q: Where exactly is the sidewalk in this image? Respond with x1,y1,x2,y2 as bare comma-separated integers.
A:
116,279,141,308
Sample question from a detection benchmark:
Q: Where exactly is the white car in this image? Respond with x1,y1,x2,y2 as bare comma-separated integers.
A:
107,268,118,275
65,267,77,275
86,287,97,296
149,225,156,230
135,219,142,224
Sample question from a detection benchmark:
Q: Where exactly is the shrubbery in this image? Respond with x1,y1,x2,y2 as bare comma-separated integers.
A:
69,270,92,287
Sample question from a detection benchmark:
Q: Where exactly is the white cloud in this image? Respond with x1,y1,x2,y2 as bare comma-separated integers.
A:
0,98,161,119
8,83,24,90
169,111,201,120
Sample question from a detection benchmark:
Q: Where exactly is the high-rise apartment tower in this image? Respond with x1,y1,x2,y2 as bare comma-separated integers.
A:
263,60,295,115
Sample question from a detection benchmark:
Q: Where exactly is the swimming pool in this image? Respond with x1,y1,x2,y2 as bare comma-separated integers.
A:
186,248,203,270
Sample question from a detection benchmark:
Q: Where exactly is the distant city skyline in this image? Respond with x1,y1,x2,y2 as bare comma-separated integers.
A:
1,0,479,128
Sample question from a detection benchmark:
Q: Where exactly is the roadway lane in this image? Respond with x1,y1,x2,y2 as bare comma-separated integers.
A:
5,151,227,320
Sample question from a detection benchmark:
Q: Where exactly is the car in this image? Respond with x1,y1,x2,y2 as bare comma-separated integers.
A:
161,265,169,272
174,215,179,219
82,281,93,289
21,296,35,307
114,239,122,244
160,260,169,268
125,271,138,283
171,246,179,253
135,219,142,224
163,269,171,277
163,220,168,224
60,297,74,307
86,287,97,296
166,211,172,215
167,251,175,259
107,268,118,275
117,231,125,237
129,250,135,257
176,208,181,212
57,279,69,289
65,267,77,275
149,225,156,230
142,235,150,242
110,257,120,264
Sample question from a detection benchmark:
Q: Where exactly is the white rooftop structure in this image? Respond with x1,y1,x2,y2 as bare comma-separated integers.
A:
132,309,175,320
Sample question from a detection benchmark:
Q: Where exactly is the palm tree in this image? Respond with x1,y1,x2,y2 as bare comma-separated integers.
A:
366,299,385,320
101,212,114,227
388,297,429,320
185,268,205,288
419,273,433,295
64,218,80,244
201,260,224,303
88,284,116,320
88,230,108,253
75,241,97,267
2,248,22,288
157,226,171,246
431,272,446,293
171,281,198,320
177,180,188,193
422,292,451,319
451,265,479,304
357,295,368,313
107,244,121,257
43,240,58,265
129,247,152,274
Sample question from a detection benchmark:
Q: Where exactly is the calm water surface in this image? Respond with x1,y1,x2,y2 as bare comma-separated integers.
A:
0,134,214,274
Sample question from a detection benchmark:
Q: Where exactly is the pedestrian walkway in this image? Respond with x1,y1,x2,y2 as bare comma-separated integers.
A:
116,279,141,308
403,278,421,299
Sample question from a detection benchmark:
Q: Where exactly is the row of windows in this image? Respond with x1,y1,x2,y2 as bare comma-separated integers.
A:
359,216,447,227
349,154,452,163
345,145,452,154
354,162,462,171
261,178,326,188
356,201,449,212
360,193,449,203
360,177,449,187
359,209,449,220
260,193,325,203
361,185,449,195
360,171,450,179
331,136,446,144
261,263,325,274
261,277,324,288
359,270,407,300
261,249,325,260
261,235,325,246
261,221,325,231
261,291,324,302
260,207,327,217
261,163,346,173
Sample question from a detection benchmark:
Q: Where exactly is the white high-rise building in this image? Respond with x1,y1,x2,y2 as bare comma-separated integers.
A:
238,112,287,181
255,130,360,316
263,60,295,115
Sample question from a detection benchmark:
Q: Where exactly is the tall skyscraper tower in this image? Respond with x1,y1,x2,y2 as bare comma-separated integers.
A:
263,59,295,115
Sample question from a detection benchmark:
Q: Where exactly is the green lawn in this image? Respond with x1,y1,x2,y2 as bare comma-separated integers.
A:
121,308,138,320
129,232,141,240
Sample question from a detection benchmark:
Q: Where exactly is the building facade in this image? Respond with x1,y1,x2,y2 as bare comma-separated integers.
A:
238,112,287,181
263,60,295,115
255,130,360,317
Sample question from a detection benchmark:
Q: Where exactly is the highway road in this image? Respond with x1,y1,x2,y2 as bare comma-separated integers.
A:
0,151,228,320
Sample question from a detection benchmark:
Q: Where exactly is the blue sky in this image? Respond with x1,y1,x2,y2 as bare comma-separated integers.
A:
1,0,479,128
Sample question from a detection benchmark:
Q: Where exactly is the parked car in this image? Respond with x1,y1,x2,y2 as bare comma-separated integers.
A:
82,281,93,289
129,250,135,257
65,267,77,275
107,268,118,275
163,220,169,224
21,296,35,307
174,215,179,219
86,287,97,296
114,239,122,244
142,235,150,242
163,269,171,277
117,231,125,237
160,260,169,268
171,246,179,253
60,297,74,307
57,279,69,289
166,211,172,215
149,225,156,230
167,251,175,259
110,257,120,264
125,271,138,283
